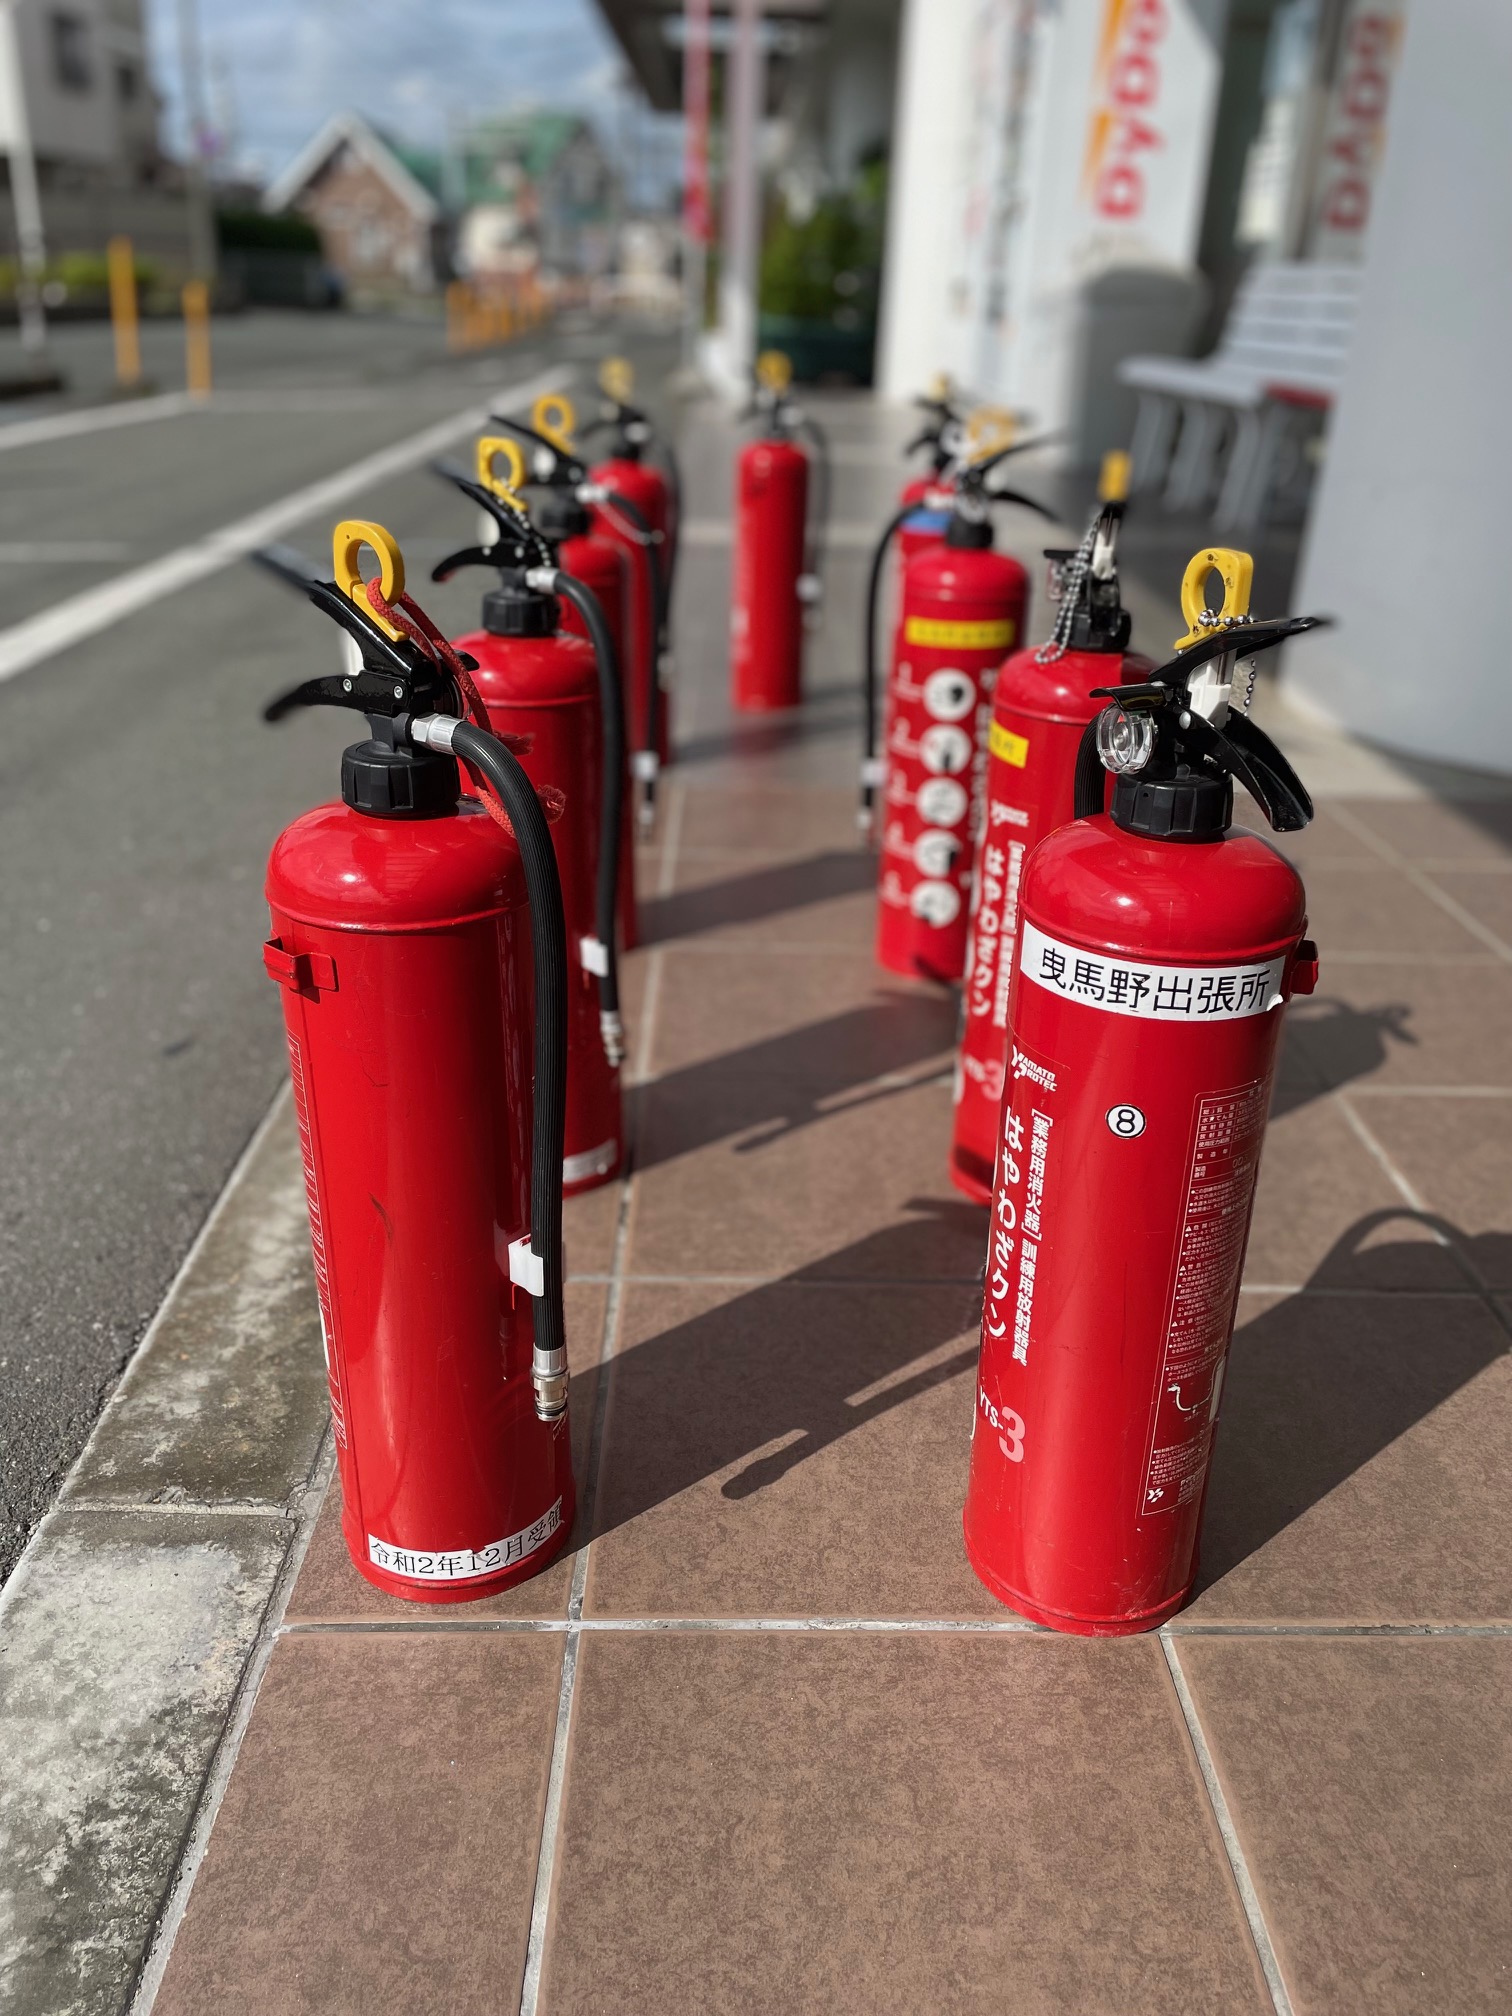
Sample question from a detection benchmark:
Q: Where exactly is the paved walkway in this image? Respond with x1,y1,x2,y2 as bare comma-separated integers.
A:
7,382,1512,2014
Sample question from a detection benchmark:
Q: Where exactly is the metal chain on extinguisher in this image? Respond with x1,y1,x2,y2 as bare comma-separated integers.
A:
430,445,629,1068
253,526,573,1422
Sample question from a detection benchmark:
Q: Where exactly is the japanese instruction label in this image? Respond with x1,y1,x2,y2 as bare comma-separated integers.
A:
368,1497,563,1583
1141,1082,1268,1516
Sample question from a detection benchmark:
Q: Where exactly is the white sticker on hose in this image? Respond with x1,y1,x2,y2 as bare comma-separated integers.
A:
1018,923,1286,1021
368,1497,563,1583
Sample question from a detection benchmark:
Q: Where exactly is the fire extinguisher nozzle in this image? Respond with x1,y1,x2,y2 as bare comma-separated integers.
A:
532,1360,569,1422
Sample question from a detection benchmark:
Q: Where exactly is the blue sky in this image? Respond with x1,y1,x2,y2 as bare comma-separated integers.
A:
144,0,679,196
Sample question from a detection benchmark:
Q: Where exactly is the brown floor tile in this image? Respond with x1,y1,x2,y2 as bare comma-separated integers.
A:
564,1175,623,1278
1188,1291,1512,1623
585,1279,1001,1619
1284,962,1512,1088
629,1078,985,1281
154,1633,561,2016
1296,864,1488,955
1343,797,1512,865
639,844,876,951
1177,1636,1512,2016
677,780,869,853
539,1632,1271,2015
1344,1095,1512,1289
1244,1098,1469,1290
1236,802,1394,867
286,1284,605,1623
648,943,951,1082
1420,867,1512,950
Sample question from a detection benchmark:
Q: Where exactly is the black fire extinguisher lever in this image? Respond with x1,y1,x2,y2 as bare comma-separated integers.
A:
1075,615,1328,830
483,413,589,488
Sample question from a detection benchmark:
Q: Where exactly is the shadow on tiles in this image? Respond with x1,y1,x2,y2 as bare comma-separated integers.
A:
1199,1209,1510,1587
632,993,958,1174
639,848,875,946
1273,994,1416,1116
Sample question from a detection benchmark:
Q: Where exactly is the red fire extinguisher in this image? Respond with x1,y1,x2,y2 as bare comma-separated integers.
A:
731,349,831,713
576,365,680,772
255,522,574,1602
863,446,1055,983
950,452,1153,1202
963,549,1325,1635
477,422,645,951
431,445,628,1196
896,379,966,567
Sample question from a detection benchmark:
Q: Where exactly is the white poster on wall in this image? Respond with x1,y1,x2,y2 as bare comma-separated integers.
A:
1308,0,1406,261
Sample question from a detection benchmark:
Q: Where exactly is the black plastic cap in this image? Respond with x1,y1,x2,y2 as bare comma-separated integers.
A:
945,516,993,550
1112,766,1232,843
535,491,591,541
482,584,558,637
341,741,459,818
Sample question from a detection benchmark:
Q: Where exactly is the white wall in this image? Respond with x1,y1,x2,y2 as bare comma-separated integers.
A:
1283,0,1512,773
875,0,977,398
0,0,132,166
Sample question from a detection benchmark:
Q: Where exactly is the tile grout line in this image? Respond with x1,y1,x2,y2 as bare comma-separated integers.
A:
1324,800,1512,967
271,1614,1512,1638
130,1432,335,2015
516,779,686,2016
1159,1635,1296,2016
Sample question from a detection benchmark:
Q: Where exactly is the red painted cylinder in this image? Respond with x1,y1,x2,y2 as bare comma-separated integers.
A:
590,453,671,767
949,642,1154,1202
732,436,809,713
558,528,638,952
452,611,623,1195
962,815,1317,1633
265,797,574,1603
875,534,1029,983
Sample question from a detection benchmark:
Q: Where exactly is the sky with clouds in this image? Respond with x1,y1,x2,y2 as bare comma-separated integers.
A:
143,0,681,198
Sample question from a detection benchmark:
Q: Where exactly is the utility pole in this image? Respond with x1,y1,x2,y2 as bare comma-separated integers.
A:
718,0,765,391
0,0,50,357
175,0,216,281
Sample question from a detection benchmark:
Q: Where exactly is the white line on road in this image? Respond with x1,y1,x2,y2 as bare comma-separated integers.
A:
0,364,569,687
0,390,197,451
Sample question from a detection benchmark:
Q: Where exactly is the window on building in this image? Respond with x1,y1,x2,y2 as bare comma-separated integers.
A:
116,61,139,104
50,10,93,92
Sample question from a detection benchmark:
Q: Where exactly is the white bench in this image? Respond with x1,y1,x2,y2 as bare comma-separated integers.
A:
1119,260,1360,534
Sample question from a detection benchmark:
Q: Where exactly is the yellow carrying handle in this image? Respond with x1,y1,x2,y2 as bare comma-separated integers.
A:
926,370,954,403
532,391,577,452
1099,449,1131,505
599,355,635,404
756,349,793,395
1175,547,1254,650
475,434,528,509
967,404,1016,463
333,520,406,641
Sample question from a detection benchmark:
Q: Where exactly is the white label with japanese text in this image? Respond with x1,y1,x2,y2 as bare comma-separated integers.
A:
368,1497,563,1583
1019,924,1285,1022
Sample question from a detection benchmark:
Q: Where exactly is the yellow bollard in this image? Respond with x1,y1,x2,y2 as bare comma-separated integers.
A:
108,235,142,390
182,280,212,398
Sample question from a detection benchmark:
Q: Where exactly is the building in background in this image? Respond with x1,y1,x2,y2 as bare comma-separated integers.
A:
0,0,195,288
261,111,444,297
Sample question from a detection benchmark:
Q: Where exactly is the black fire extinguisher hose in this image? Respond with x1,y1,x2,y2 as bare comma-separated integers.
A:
597,485,667,772
659,435,684,600
440,718,570,1417
861,501,918,827
546,568,626,1053
1073,713,1108,820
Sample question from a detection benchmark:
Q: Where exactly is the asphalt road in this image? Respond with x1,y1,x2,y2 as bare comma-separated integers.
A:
0,306,679,1582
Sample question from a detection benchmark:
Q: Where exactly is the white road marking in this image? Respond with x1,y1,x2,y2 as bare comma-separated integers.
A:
0,364,569,688
0,391,196,451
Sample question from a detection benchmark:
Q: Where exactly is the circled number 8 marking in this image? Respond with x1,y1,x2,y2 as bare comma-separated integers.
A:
1106,1104,1146,1138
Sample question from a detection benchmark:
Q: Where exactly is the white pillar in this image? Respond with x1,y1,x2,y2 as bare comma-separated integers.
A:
713,0,765,396
876,0,976,401
0,0,49,354
1284,0,1512,772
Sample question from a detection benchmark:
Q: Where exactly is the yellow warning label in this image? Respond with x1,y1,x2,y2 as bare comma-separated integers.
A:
903,615,1015,651
989,720,1030,768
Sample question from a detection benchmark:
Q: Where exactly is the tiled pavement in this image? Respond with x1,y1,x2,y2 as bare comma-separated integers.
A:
43,392,1512,2012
